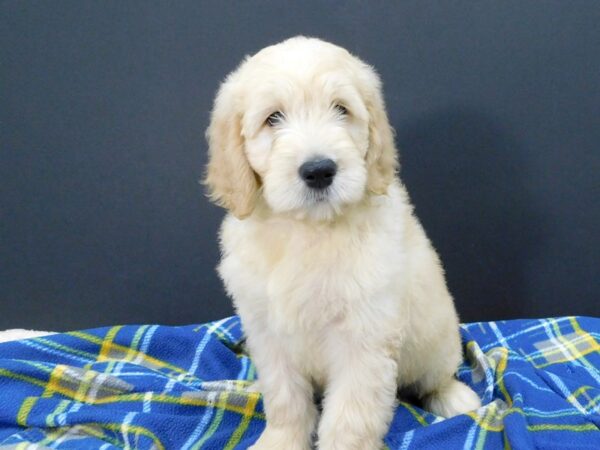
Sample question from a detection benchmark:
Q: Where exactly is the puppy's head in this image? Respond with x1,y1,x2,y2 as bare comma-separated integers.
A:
205,36,398,220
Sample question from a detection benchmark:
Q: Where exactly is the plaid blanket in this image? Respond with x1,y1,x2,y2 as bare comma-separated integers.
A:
0,316,598,449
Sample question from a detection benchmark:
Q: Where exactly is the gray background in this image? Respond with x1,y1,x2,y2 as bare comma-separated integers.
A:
2,1,599,331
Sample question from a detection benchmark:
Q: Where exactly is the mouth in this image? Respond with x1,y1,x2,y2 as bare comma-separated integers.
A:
306,187,330,203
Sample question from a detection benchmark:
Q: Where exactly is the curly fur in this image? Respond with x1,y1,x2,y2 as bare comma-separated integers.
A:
205,36,480,450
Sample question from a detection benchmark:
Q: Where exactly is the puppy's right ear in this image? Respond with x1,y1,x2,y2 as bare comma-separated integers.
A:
362,66,399,195
204,73,259,219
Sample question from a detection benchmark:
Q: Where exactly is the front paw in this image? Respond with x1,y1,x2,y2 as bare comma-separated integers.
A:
250,426,311,450
318,434,384,450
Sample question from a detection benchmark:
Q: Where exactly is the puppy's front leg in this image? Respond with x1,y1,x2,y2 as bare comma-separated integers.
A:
318,335,397,450
249,333,317,450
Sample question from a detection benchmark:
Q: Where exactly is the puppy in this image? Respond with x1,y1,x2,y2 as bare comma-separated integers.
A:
204,36,480,450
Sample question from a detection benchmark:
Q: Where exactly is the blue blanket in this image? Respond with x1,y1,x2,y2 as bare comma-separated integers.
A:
0,316,598,449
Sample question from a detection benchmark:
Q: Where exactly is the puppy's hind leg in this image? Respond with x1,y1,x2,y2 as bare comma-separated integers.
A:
415,333,480,417
421,377,481,418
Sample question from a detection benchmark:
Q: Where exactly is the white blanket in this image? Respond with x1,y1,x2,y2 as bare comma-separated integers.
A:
0,329,53,343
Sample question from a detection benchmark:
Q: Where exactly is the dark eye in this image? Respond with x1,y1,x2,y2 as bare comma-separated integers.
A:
334,104,348,116
266,111,284,127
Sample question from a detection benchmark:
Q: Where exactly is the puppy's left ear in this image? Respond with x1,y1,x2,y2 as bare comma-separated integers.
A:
361,65,399,195
204,72,260,219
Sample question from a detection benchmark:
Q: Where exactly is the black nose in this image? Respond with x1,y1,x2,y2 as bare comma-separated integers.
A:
299,159,337,189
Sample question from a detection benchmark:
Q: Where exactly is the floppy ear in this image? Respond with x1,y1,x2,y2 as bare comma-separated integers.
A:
362,66,399,195
204,74,259,219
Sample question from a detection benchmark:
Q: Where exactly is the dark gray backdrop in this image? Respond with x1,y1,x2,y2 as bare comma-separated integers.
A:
2,1,599,330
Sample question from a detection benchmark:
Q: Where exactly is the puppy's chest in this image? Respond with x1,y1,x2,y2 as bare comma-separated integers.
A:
256,223,398,328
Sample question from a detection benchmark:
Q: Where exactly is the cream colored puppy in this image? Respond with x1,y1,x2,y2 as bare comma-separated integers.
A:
205,36,480,450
